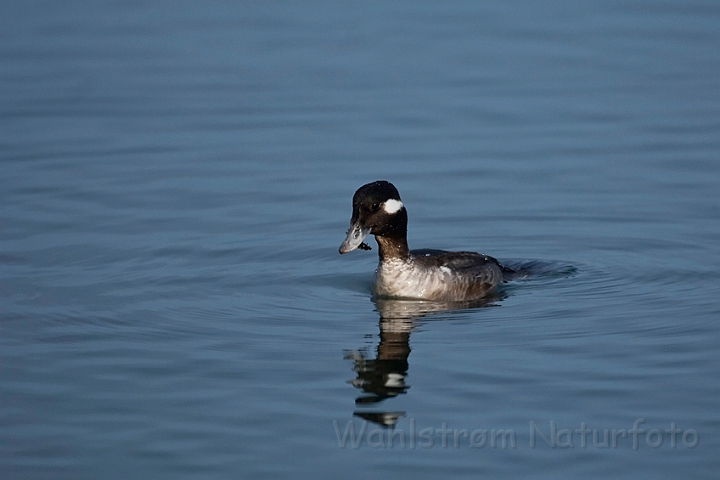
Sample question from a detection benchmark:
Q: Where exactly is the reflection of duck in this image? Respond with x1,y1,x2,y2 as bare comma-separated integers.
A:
340,181,517,302
345,316,412,406
347,297,500,427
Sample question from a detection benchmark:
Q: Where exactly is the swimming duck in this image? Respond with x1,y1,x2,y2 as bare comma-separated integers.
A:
339,180,513,301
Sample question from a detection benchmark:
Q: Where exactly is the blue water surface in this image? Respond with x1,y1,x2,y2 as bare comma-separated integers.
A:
1,1,719,479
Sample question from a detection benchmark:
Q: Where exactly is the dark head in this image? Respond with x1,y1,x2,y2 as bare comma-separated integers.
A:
339,180,408,254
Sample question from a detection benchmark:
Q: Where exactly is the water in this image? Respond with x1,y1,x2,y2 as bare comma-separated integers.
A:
1,1,719,478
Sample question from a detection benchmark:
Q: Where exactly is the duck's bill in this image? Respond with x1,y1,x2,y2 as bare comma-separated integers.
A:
339,222,371,254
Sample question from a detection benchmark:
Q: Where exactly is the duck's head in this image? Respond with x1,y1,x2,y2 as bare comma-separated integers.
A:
339,180,408,254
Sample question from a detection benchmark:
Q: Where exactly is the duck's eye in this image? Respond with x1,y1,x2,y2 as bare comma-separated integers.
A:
370,203,380,212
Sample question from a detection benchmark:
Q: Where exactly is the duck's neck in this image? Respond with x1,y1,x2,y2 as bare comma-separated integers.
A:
375,234,410,261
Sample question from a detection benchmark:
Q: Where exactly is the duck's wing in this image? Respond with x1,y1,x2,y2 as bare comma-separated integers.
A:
411,250,506,281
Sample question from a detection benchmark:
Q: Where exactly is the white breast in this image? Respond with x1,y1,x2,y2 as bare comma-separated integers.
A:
372,258,452,300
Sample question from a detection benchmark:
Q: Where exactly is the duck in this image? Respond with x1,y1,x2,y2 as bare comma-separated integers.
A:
339,180,514,301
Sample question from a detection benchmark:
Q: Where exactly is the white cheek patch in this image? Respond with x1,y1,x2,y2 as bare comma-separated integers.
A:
382,199,404,214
